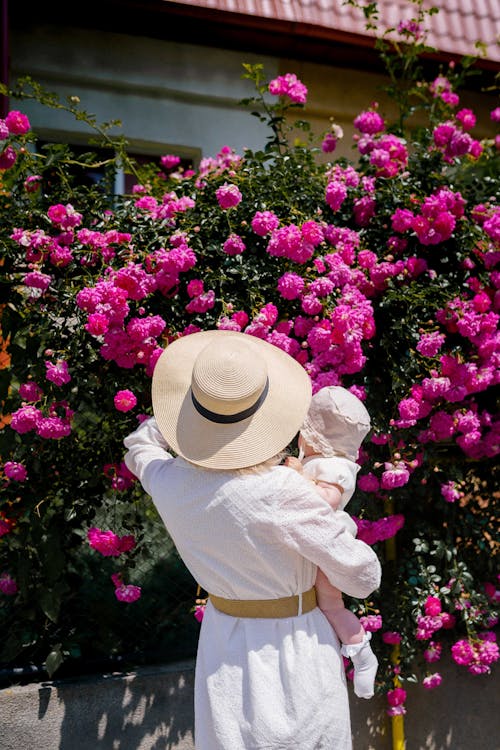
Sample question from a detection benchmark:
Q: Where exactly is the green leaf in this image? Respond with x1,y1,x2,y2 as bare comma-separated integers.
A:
45,644,64,678
38,588,62,623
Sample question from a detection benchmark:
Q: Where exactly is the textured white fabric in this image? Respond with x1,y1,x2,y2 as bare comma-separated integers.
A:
302,455,360,508
124,418,381,750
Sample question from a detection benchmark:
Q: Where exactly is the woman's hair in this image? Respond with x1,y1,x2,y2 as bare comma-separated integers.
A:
186,450,288,475
234,451,288,475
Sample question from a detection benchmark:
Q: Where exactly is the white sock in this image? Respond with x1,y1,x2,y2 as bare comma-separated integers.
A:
341,632,378,699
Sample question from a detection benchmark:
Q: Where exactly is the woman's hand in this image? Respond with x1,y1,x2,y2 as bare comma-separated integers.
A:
284,455,304,473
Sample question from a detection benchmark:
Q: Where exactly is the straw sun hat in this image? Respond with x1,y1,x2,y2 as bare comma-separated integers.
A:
151,330,312,469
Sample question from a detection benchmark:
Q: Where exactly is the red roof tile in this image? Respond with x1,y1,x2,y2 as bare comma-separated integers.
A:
164,0,500,64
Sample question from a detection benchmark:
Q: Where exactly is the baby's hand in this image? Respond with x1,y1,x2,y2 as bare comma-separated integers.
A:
284,456,303,473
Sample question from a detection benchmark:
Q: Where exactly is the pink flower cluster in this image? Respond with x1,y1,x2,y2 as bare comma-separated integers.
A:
215,183,242,210
77,228,132,266
0,513,15,537
325,165,360,212
354,106,385,135
12,208,133,276
424,640,442,663
45,359,71,386
160,154,181,170
397,19,423,40
3,461,27,482
185,279,216,314
103,462,137,491
416,330,446,357
355,123,409,178
359,614,383,632
23,270,53,293
266,221,323,264
223,233,246,256
268,73,308,104
111,573,141,603
135,191,195,222
194,604,206,622
217,308,249,332
197,145,243,186
422,672,442,689
11,402,73,439
416,596,456,640
433,109,482,163
87,527,136,557
392,187,465,246
0,572,18,596
451,636,499,674
251,210,280,236
354,514,405,545
430,75,459,107
78,273,171,372
440,480,464,503
392,269,499,456
114,389,137,412
386,687,407,716
321,123,344,154
0,110,31,171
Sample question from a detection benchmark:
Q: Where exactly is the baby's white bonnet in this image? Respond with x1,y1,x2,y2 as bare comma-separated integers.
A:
300,386,371,461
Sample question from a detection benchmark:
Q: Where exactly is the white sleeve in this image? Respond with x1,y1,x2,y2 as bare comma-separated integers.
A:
275,472,381,599
123,417,173,496
334,509,358,538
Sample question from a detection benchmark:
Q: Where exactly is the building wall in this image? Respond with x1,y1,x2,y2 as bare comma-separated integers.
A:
12,24,498,166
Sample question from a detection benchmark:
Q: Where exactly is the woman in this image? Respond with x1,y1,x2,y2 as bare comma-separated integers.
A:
124,330,381,750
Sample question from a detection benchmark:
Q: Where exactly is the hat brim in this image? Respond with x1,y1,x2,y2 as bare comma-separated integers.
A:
151,330,312,469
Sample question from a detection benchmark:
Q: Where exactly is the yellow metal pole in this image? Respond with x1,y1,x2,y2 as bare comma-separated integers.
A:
385,501,406,750
390,643,406,750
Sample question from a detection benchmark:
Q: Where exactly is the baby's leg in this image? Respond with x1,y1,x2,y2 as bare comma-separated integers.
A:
315,568,364,644
315,568,378,699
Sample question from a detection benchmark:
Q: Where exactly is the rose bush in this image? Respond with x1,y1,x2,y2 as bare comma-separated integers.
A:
0,3,498,706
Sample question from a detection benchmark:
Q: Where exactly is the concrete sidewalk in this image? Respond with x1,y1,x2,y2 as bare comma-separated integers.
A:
1,655,499,749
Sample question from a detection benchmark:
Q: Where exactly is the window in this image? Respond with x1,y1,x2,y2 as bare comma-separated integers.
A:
37,132,200,195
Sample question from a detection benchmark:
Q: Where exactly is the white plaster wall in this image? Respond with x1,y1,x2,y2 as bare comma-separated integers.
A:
11,25,498,164
10,26,279,158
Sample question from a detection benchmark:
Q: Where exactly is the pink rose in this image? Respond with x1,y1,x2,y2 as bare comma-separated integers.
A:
114,389,137,412
4,462,27,481
0,146,17,170
424,596,442,616
223,234,246,256
216,183,242,209
5,110,31,135
422,673,442,689
45,360,71,386
19,382,43,402
88,527,136,556
111,573,141,603
0,573,18,595
160,154,181,170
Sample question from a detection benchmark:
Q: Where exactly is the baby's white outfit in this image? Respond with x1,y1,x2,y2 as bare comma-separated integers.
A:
301,454,359,537
124,418,381,748
301,454,378,700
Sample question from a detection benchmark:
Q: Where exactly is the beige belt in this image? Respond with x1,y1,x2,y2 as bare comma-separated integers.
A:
209,586,317,618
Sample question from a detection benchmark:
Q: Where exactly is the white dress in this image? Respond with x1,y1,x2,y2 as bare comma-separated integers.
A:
124,419,381,750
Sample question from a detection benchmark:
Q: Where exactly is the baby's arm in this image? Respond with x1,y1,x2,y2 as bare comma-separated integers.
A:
315,480,343,511
285,456,343,510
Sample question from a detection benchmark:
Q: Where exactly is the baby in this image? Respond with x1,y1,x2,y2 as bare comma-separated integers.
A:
286,386,378,699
